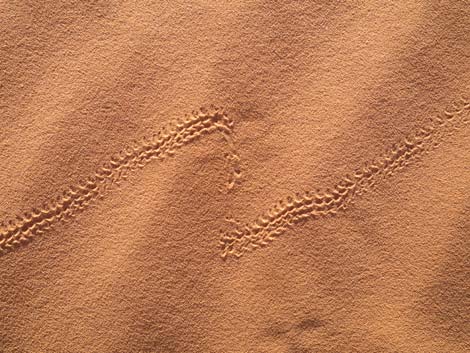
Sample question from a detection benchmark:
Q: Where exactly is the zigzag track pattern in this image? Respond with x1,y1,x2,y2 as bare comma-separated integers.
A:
1,98,468,259
0,108,239,256
219,97,470,259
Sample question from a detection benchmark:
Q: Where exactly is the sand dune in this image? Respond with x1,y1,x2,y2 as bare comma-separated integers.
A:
1,1,469,352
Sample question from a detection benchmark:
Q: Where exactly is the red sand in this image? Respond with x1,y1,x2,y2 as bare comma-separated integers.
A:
1,2,469,352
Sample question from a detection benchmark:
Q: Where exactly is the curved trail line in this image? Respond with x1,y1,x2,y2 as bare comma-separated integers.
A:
0,108,240,256
219,97,470,259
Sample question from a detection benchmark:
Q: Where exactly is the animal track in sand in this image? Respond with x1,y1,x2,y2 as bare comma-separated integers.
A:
1,97,468,259
219,96,469,259
0,107,241,256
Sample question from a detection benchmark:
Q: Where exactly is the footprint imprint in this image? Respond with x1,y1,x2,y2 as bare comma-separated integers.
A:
0,107,240,255
219,97,470,259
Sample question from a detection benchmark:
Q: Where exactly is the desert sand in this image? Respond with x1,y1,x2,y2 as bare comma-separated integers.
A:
0,1,469,352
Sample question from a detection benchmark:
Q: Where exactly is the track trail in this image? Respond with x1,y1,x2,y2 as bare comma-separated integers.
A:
219,97,469,259
0,108,240,255
1,97,468,259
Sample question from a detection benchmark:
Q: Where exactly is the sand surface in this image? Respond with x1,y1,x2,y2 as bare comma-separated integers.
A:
1,1,469,352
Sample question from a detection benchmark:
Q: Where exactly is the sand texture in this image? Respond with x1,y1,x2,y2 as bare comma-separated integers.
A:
1,1,469,352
